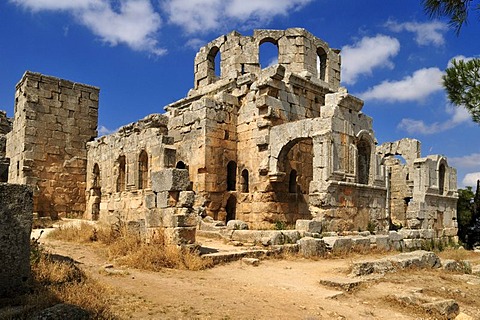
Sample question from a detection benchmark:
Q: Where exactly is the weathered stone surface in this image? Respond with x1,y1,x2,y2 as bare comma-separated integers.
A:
297,237,326,257
295,219,322,233
226,220,249,230
319,277,364,292
323,236,353,253
151,169,190,192
31,303,90,320
351,250,441,276
0,183,33,298
442,259,472,273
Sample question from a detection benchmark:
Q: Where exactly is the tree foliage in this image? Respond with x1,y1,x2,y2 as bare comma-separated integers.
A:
444,58,480,123
422,0,479,34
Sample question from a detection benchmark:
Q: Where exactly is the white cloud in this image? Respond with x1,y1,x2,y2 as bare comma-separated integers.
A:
10,0,97,11
450,153,480,168
398,104,471,134
448,55,477,67
386,20,448,47
341,35,400,85
97,125,116,136
10,0,165,55
358,67,443,102
462,172,480,187
162,0,313,34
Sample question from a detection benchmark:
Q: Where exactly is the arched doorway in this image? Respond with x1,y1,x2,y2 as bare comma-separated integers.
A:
225,195,236,222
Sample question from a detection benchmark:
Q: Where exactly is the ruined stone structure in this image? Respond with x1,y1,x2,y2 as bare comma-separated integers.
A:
85,114,197,244
6,72,99,219
378,139,457,237
0,111,12,182
1,28,458,243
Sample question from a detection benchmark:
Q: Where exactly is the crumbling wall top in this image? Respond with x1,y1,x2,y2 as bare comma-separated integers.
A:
192,28,341,92
17,71,100,93
377,138,421,164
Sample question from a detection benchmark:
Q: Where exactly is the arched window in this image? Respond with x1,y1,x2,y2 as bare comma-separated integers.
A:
357,140,371,185
317,47,327,81
226,195,236,222
116,156,126,192
439,163,446,195
227,161,237,191
259,38,279,69
289,169,297,193
241,169,249,193
207,46,220,80
138,150,148,190
176,161,186,169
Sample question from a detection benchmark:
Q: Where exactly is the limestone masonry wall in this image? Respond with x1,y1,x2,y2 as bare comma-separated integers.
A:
6,71,99,218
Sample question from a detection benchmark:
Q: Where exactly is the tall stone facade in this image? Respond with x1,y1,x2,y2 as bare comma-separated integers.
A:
6,72,99,219
165,29,385,230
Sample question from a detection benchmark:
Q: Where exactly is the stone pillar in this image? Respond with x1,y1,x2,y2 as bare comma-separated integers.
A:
0,183,33,298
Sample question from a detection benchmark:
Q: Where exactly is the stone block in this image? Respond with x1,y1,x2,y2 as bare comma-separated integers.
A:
295,219,322,233
0,183,33,298
388,231,404,241
178,191,195,208
323,236,353,253
226,220,249,230
297,237,326,257
151,169,190,192
351,237,371,251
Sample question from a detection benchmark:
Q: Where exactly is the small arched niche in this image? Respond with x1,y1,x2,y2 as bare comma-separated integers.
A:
116,155,126,192
357,139,371,185
438,163,446,195
227,161,237,191
289,169,298,193
241,169,249,193
138,150,148,190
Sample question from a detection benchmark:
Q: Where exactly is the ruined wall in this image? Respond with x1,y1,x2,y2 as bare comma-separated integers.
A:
86,114,196,244
0,183,33,298
193,28,341,91
377,139,458,236
0,110,12,182
6,72,99,218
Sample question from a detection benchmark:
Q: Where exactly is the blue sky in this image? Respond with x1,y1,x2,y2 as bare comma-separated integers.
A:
0,0,479,187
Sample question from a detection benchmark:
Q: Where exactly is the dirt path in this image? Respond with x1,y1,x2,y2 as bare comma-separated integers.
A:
40,235,480,320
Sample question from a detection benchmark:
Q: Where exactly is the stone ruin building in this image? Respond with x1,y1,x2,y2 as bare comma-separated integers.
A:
0,28,458,245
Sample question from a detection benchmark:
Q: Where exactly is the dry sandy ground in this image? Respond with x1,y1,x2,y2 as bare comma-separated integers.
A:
39,234,480,320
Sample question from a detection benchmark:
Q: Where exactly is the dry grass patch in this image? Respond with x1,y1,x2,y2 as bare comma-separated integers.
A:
0,241,118,319
47,222,212,271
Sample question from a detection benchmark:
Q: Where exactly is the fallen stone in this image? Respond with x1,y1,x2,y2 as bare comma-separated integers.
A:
242,257,260,266
319,277,364,292
31,303,90,320
442,259,472,274
351,250,441,276
295,219,322,233
323,236,353,253
297,237,326,257
422,299,459,319
226,220,249,230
